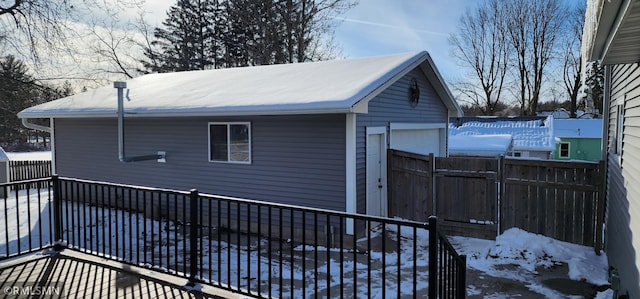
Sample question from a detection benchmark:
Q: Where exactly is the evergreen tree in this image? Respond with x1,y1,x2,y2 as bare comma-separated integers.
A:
143,0,219,72
582,60,604,115
142,0,354,72
0,55,37,147
0,56,74,149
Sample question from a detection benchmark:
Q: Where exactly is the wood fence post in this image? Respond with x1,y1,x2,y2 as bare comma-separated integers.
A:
387,149,393,217
594,160,606,255
430,153,436,216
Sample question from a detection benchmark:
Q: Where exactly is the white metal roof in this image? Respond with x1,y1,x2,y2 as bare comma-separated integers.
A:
19,51,462,119
449,117,555,152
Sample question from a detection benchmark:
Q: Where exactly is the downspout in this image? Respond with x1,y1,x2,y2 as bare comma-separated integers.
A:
21,118,56,173
21,118,51,133
601,65,611,162
114,81,166,163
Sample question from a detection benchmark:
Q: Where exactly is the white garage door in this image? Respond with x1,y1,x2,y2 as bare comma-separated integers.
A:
390,128,441,156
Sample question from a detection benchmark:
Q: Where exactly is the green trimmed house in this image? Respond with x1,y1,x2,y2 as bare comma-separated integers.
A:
553,119,603,161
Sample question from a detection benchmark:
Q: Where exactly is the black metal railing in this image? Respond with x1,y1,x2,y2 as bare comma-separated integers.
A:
1,176,467,298
53,176,193,279
435,219,467,299
0,178,55,259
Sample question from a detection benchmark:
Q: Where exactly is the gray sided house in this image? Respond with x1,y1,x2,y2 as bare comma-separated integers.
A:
19,51,462,233
584,0,640,297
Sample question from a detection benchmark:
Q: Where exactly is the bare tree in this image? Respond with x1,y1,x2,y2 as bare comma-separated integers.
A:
505,0,567,116
562,5,585,118
450,0,509,115
0,0,74,61
288,0,356,62
2,1,142,59
84,1,151,79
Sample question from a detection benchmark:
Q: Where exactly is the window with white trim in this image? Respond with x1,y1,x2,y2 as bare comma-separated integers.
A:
208,122,251,163
559,142,570,158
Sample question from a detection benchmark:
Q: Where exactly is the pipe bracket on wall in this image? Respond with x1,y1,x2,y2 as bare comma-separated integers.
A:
115,81,167,163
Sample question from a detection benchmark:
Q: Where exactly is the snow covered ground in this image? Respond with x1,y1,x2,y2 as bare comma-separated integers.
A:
0,188,53,256
450,229,612,298
1,187,613,298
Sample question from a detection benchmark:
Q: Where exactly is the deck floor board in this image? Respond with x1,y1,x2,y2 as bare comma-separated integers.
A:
0,250,248,298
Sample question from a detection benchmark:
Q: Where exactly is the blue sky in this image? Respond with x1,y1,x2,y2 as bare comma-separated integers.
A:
332,0,471,82
141,0,471,81
140,0,585,84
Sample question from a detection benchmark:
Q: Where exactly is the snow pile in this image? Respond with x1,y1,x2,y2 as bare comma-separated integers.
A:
450,227,609,286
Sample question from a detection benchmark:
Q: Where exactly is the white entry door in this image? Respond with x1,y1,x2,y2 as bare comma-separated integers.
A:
366,128,387,217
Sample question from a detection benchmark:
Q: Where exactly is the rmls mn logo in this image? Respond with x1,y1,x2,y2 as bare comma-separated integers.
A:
2,284,63,298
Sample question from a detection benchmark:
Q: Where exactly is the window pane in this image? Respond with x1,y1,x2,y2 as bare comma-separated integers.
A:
229,124,250,162
210,125,228,161
560,143,569,157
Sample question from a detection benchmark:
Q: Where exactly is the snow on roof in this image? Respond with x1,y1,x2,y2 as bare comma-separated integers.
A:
0,147,8,161
19,51,461,118
448,134,513,156
554,119,603,139
449,117,555,152
5,151,52,161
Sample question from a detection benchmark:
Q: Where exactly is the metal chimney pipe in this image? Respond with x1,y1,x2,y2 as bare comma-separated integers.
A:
114,81,127,163
114,81,166,163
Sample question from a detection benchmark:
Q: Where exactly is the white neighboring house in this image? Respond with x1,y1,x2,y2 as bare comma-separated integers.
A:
449,116,555,159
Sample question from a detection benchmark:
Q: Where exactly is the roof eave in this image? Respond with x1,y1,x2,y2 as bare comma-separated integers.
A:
588,0,640,64
418,55,463,117
18,107,357,119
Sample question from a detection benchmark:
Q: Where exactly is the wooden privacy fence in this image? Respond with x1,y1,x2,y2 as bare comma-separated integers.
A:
387,149,605,252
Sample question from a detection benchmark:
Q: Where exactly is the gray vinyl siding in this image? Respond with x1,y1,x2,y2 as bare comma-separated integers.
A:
605,63,640,298
355,68,448,214
54,114,346,211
